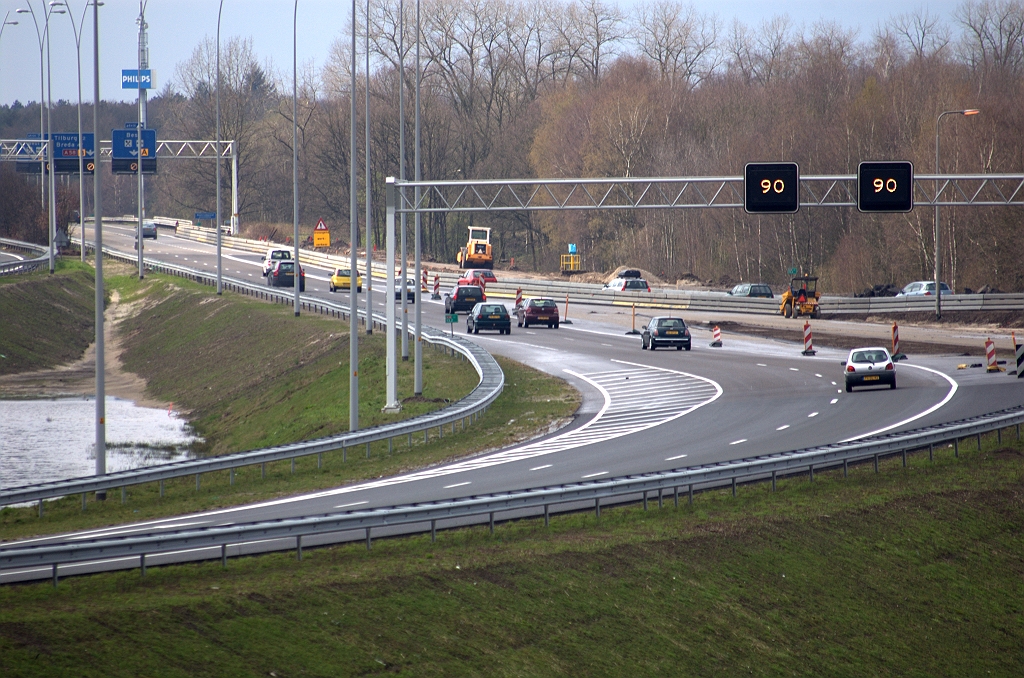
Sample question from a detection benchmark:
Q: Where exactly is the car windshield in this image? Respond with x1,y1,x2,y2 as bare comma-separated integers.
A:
852,350,888,363
658,318,685,329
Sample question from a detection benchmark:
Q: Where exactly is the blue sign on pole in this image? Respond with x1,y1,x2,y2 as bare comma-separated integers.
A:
121,69,154,89
195,212,217,220
111,128,158,174
15,133,95,174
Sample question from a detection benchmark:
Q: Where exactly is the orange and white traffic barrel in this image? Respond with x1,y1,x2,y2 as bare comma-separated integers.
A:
801,321,816,356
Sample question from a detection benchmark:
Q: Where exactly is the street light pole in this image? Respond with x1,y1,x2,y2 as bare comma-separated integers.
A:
934,108,979,319
216,0,225,295
92,0,105,498
364,0,372,335
292,0,300,317
15,5,45,211
45,2,63,274
135,0,149,280
56,1,90,263
349,0,359,430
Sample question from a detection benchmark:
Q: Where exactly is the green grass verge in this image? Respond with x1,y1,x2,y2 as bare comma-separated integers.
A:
1,435,1022,676
1,271,580,540
0,261,97,374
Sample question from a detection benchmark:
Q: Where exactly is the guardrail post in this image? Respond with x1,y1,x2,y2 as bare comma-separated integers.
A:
902,449,907,467
366,443,371,459
929,444,933,462
52,563,58,588
262,463,266,479
196,474,201,491
439,425,443,439
874,455,879,473
643,492,648,510
688,485,693,504
732,477,737,496
595,498,601,519
544,504,550,527
230,468,235,485
365,528,372,551
342,445,347,462
658,488,664,509
673,486,679,507
318,453,323,469
140,553,146,578
954,438,959,457
81,493,86,512
489,513,495,534
297,535,303,561
408,433,412,446
291,459,295,474
997,428,1002,444
221,544,227,568
976,433,982,450
1017,424,1021,440
431,520,437,542
160,480,164,497
772,470,777,491
424,429,429,443
122,487,127,504
843,460,848,478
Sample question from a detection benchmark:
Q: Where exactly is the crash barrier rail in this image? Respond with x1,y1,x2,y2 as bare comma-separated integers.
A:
0,250,504,509
3,404,1023,578
0,237,48,275
169,225,1024,316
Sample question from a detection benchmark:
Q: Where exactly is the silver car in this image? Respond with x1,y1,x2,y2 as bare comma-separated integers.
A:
843,347,896,392
896,281,951,296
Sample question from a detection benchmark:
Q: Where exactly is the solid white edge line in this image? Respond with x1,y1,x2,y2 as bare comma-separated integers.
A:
333,501,368,509
840,363,959,442
665,453,688,461
530,464,552,471
582,471,607,478
730,439,747,445
444,481,471,489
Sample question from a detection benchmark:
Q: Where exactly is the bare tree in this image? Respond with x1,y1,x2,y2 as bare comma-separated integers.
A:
633,1,721,87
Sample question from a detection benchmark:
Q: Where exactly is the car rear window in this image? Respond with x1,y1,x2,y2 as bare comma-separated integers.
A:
658,318,685,328
480,305,505,314
459,287,482,299
853,350,888,363
272,251,291,260
625,280,647,289
532,299,556,308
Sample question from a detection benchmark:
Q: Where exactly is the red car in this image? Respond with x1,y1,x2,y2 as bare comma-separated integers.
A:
460,269,497,286
515,297,559,329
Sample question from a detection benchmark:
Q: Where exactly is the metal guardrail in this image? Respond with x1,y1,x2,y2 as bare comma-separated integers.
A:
0,249,505,509
3,405,1022,577
0,237,48,276
169,225,1024,316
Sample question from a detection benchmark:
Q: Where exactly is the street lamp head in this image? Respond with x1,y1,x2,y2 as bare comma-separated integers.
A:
16,9,31,14
3,20,18,25
963,109,980,116
49,1,66,7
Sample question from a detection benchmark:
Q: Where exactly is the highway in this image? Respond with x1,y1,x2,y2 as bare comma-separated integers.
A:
3,222,1022,582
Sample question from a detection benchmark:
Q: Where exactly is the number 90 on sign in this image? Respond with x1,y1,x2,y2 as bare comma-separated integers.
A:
744,162,799,214
857,161,913,212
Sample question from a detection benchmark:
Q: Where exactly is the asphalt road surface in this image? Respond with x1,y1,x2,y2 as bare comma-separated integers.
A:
3,225,1021,583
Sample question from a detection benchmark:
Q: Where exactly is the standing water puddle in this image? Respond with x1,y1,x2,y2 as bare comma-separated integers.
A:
1,397,198,489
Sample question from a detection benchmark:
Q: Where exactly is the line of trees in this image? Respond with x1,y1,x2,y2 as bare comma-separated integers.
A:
2,0,1023,292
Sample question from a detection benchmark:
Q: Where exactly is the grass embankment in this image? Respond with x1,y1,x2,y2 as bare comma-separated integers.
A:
0,263,96,374
1,439,1023,676
0,264,580,539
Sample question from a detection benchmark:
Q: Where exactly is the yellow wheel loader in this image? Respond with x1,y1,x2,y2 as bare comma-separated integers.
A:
457,226,493,268
779,275,821,319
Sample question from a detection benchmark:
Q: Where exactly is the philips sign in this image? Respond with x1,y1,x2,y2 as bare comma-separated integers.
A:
121,69,154,89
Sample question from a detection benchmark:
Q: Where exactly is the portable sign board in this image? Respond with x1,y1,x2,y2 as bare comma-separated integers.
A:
313,218,330,247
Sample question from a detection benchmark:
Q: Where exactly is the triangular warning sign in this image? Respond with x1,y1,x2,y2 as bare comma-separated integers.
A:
315,218,328,231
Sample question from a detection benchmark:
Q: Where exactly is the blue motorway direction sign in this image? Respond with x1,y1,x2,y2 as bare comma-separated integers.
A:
195,212,217,220
111,128,158,174
121,69,154,89
15,133,95,175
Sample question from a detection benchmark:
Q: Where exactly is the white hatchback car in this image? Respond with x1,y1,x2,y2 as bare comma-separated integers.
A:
262,247,292,276
843,347,896,392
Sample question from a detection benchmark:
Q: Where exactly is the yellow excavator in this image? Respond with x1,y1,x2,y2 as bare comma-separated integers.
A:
457,226,493,268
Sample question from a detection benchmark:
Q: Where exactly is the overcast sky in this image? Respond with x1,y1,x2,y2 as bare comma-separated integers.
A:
1,0,962,111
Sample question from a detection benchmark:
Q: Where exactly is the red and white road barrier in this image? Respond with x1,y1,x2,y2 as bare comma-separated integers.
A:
515,287,522,307
432,274,441,299
985,337,1000,372
709,325,722,347
801,321,816,356
421,268,428,292
1015,332,1023,378
892,322,900,356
